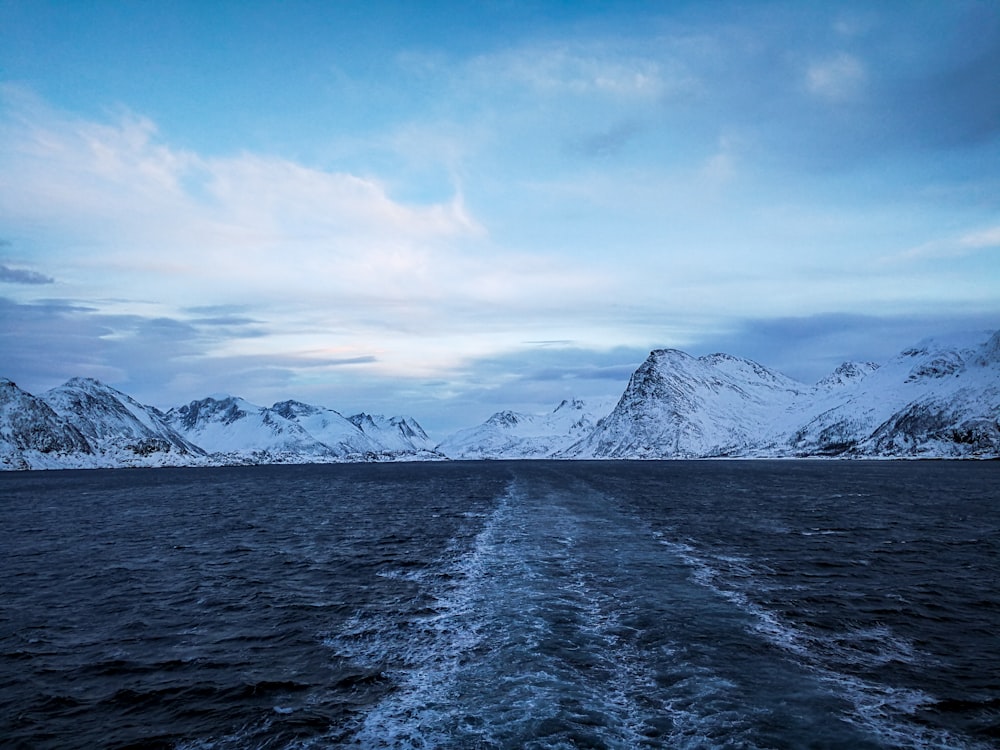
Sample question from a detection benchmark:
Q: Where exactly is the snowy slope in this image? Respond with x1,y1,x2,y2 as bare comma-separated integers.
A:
562,351,809,458
437,398,614,459
271,400,380,457
790,330,1000,457
348,413,440,457
0,379,93,469
2,329,997,469
163,397,441,464
42,377,206,467
165,395,343,464
564,331,999,459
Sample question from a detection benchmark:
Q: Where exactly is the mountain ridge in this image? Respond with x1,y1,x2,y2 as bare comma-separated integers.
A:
2,329,997,469
563,329,999,460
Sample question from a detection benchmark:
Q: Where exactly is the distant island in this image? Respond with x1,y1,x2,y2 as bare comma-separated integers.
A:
2,330,998,470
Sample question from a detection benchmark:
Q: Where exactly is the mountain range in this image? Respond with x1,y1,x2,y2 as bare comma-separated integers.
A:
2,329,997,469
0,380,439,470
561,329,999,459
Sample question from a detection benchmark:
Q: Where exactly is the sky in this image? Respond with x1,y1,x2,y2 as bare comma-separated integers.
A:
1,0,998,436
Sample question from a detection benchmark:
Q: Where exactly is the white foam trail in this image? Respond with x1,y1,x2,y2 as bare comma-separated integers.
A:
324,474,990,749
656,535,990,750
324,480,768,748
324,485,515,748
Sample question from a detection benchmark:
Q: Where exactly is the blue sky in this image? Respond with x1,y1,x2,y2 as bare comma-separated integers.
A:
1,0,998,435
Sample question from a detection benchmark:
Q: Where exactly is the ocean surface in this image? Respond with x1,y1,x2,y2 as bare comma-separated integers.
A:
1,460,997,749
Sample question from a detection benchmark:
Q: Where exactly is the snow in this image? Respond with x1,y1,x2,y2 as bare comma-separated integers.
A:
43,378,205,466
436,397,616,459
271,400,380,457
349,413,437,455
2,329,998,469
565,330,999,460
161,397,441,464
0,379,93,470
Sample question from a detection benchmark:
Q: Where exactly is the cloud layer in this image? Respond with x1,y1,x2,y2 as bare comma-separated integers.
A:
0,264,54,285
1,2,998,432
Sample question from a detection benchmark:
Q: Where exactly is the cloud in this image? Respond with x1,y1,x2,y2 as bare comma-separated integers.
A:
0,88,628,387
891,9,1000,149
0,87,625,327
0,87,482,295
889,224,1000,263
187,315,264,329
472,43,670,100
805,52,867,102
833,5,1000,154
0,296,383,409
961,226,1000,250
0,263,54,284
636,3,1000,171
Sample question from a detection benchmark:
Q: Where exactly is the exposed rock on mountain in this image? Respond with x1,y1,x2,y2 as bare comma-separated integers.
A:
562,351,808,458
1,329,997,469
348,413,442,459
165,395,341,464
271,400,381,457
44,378,204,466
0,379,92,469
816,361,879,389
567,330,999,459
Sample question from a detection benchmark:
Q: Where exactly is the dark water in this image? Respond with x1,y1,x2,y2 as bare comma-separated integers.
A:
1,461,998,749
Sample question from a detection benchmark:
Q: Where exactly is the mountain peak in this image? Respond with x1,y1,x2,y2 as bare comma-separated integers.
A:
3,328,998,468
486,410,522,428
271,400,321,419
553,398,585,413
649,348,694,362
60,376,119,392
977,330,1000,365
36,376,203,463
63,376,102,385
817,361,879,388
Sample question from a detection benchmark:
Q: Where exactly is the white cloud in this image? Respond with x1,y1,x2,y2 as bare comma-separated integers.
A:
0,88,622,382
959,225,1000,251
890,224,1000,263
805,52,867,102
467,41,677,101
0,89,481,292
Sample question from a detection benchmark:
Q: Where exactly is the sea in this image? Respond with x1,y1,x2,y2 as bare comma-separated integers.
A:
1,460,997,749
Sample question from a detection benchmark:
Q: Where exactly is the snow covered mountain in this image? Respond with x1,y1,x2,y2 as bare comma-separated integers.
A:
561,351,809,458
271,400,381,456
0,379,92,470
564,330,1000,459
164,395,344,464
437,398,613,459
789,331,1000,458
1,329,997,469
163,397,441,464
348,413,441,458
43,378,206,466
0,381,440,469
